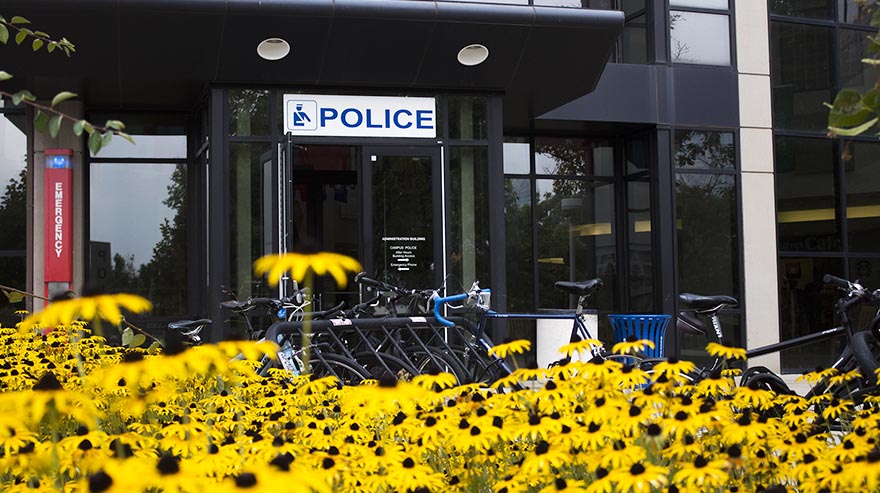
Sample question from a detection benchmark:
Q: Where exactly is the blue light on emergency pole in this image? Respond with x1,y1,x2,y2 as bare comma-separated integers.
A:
47,155,71,169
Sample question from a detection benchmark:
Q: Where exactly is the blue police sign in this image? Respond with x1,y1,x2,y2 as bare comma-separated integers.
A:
283,94,436,138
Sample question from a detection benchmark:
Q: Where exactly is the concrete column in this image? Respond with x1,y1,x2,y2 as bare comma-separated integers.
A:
736,1,780,371
31,101,84,311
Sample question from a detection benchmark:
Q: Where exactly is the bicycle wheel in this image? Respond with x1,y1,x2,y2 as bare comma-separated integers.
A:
310,354,371,385
351,351,420,382
851,330,880,381
410,347,467,385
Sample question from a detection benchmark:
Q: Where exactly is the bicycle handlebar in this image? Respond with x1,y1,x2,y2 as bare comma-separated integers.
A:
823,274,852,291
433,293,469,327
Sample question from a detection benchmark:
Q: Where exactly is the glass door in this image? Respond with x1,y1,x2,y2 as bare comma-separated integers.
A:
363,147,442,290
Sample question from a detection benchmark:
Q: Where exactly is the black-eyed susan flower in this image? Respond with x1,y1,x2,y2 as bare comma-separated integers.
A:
672,455,728,490
253,252,362,288
488,339,531,358
609,461,669,493
18,293,152,332
705,342,747,361
611,338,655,356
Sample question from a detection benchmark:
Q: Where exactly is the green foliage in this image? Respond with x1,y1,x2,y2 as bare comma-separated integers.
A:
826,1,880,138
0,13,129,154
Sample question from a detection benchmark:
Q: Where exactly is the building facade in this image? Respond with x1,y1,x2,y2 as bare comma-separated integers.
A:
0,0,876,373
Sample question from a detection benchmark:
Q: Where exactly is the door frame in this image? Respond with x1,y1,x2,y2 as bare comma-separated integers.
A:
362,145,445,289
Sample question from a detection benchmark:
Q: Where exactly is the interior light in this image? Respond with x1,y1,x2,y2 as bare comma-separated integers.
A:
457,44,489,66
257,38,290,61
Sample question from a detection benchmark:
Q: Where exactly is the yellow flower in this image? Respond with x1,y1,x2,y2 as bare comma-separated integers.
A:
705,342,746,360
18,293,152,332
253,252,362,288
558,338,604,357
611,338,654,356
488,339,531,358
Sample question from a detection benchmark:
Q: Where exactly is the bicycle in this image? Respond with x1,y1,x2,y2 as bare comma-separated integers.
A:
673,275,880,407
432,278,604,384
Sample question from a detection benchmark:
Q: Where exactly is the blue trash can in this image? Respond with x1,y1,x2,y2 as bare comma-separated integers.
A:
607,314,671,358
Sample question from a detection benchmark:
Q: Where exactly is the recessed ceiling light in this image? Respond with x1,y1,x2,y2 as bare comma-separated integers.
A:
457,44,489,66
257,38,290,61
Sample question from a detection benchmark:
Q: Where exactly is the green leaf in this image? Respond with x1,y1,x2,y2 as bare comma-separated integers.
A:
51,91,76,107
11,90,26,105
0,24,8,44
828,89,874,128
829,117,879,137
863,58,880,65
47,41,56,53
88,131,102,155
82,121,95,135
14,30,26,45
10,16,30,25
121,327,135,346
33,31,49,38
73,120,85,136
2,289,24,303
0,71,12,81
105,120,125,131
33,111,48,133
119,132,135,145
864,89,880,113
49,115,63,138
101,132,112,147
31,38,43,51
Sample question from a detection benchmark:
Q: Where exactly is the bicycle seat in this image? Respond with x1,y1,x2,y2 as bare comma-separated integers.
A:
168,319,211,331
678,293,738,310
221,300,248,311
554,279,603,297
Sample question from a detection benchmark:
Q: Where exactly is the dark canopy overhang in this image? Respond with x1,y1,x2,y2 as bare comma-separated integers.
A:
2,0,622,129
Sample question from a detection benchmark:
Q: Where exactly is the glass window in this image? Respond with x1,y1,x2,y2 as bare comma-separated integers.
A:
229,143,273,300
839,0,875,24
505,177,534,311
670,11,731,66
626,179,654,312
621,14,649,64
90,163,187,315
769,0,834,19
775,136,841,252
771,22,834,131
670,0,727,9
535,179,617,312
229,89,271,137
95,135,187,159
674,130,736,170
448,96,487,141
0,111,26,326
449,147,491,289
535,138,614,177
840,28,880,94
779,257,844,372
844,142,880,252
622,0,645,16
503,140,530,174
675,173,739,296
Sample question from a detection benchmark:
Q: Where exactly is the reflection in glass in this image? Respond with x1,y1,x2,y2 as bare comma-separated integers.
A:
95,135,187,159
839,0,875,24
844,142,880,252
627,180,654,312
448,96,487,141
775,137,841,252
90,163,187,315
621,0,645,16
503,140,530,174
675,173,738,296
625,134,649,174
621,14,648,64
771,22,834,131
535,179,617,315
449,147,490,289
230,143,273,301
778,257,844,372
535,138,614,177
505,178,534,311
674,130,735,169
670,0,727,8
670,11,730,66
840,28,880,94
769,0,834,19
229,89,271,136
372,155,434,290
0,111,26,326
